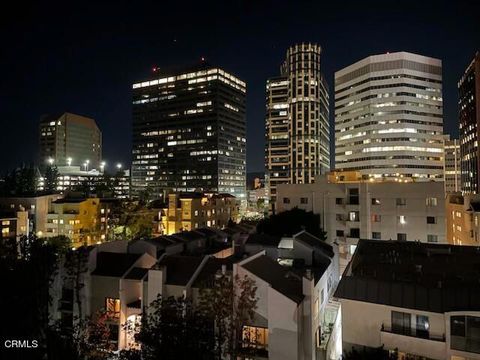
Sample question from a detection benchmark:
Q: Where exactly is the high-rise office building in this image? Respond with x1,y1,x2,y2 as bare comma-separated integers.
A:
39,112,102,169
131,63,246,200
265,43,330,207
444,137,461,193
459,52,480,194
335,52,444,180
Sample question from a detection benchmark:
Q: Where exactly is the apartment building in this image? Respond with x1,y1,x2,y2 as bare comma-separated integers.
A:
276,171,445,274
446,193,480,246
335,239,480,360
0,209,29,255
161,192,239,235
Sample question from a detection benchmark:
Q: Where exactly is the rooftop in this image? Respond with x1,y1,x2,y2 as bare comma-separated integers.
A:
335,239,480,313
191,256,235,288
242,255,304,304
246,233,282,247
157,255,204,286
91,252,141,277
294,231,334,258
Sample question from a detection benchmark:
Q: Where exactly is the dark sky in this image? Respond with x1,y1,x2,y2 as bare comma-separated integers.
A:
0,0,478,173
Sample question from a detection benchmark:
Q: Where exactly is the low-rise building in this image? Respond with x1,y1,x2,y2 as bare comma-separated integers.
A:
0,210,29,254
0,194,62,236
335,239,480,360
446,193,480,245
161,192,239,235
45,197,108,247
276,171,446,274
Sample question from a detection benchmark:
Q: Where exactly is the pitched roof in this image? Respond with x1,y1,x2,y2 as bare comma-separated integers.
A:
191,257,235,288
124,267,149,280
246,233,281,247
335,239,480,313
157,255,204,286
242,255,304,304
294,231,334,258
91,252,140,277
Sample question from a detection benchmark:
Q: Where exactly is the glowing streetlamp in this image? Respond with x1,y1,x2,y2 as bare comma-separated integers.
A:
67,157,72,166
100,161,106,173
47,157,54,165
116,163,122,169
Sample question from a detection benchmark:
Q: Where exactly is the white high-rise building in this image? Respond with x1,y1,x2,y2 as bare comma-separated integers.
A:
335,52,444,180
444,137,461,193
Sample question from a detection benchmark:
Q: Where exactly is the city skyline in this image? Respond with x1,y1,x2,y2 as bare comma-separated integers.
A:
0,1,478,174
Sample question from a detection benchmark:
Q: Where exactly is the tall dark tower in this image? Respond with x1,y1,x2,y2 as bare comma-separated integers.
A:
131,63,246,201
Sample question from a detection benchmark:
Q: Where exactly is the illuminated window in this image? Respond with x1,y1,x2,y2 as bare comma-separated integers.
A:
371,198,381,205
398,216,406,225
242,326,268,349
2,227,9,235
105,298,120,319
426,197,437,206
59,219,64,224
1,220,10,226
371,214,381,222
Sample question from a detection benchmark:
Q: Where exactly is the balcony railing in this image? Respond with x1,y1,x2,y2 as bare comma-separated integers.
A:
380,324,445,342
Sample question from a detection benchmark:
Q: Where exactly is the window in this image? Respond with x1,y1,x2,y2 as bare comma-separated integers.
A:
2,227,9,235
283,197,290,204
426,197,437,206
242,326,268,349
1,220,10,226
427,216,436,224
392,311,411,336
398,215,406,225
416,315,429,338
372,232,381,239
348,188,359,205
451,315,480,354
427,234,438,243
349,211,359,222
314,298,319,318
397,233,407,241
396,198,406,206
194,210,199,216
335,198,343,205
336,214,344,221
371,214,381,222
336,230,344,237
349,228,360,238
105,298,120,319
371,198,381,205
300,197,308,204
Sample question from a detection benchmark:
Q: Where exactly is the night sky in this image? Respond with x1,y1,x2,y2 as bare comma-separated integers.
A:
0,0,478,173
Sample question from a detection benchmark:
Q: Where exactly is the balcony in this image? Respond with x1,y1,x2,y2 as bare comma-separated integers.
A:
380,325,445,359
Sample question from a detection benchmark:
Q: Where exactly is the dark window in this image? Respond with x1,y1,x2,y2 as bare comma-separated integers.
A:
335,198,343,205
451,315,480,354
397,233,407,241
350,228,360,238
427,216,436,224
283,197,290,204
396,198,407,206
392,311,411,336
372,232,381,239
427,234,438,243
371,198,381,205
416,315,429,338
300,197,308,204
348,188,359,205
336,230,344,237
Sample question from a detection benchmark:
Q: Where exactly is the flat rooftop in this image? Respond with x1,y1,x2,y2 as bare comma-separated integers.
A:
335,239,480,313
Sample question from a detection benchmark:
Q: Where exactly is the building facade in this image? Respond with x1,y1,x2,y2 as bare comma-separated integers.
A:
446,193,480,246
161,192,239,235
335,239,480,360
131,63,246,201
459,52,480,194
444,138,461,193
265,43,330,208
276,171,446,274
335,52,444,181
0,210,29,254
39,112,102,168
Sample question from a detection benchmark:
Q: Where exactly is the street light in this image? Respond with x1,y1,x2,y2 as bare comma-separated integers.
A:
100,161,106,173
47,157,54,165
116,163,122,169
67,157,72,166
85,159,90,172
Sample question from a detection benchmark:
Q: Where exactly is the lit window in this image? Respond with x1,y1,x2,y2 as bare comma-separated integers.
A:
426,197,437,206
2,227,9,235
398,216,406,225
242,326,268,350
105,298,120,319
1,220,10,226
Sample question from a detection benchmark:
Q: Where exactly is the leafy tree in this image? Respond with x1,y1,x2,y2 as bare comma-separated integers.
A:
257,207,326,239
132,295,214,359
45,164,59,193
64,246,89,320
198,273,258,359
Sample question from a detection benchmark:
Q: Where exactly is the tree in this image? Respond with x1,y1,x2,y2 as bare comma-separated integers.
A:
64,246,89,320
45,164,59,193
132,295,214,359
197,273,258,359
257,207,326,239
